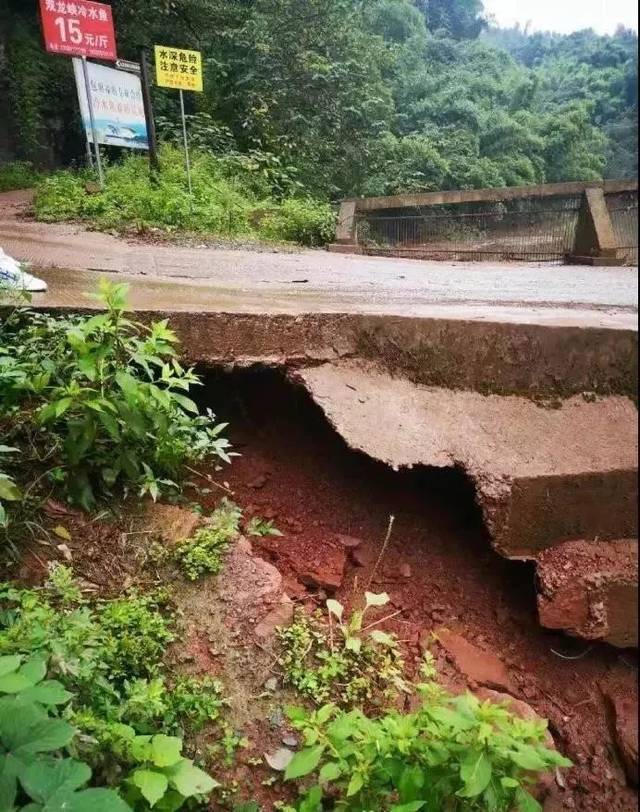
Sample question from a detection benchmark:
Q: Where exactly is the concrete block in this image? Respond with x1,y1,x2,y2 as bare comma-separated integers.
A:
295,362,638,560
536,539,638,648
572,188,619,259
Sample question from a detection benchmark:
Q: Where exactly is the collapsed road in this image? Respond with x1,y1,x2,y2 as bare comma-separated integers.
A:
1,189,638,646
16,265,638,650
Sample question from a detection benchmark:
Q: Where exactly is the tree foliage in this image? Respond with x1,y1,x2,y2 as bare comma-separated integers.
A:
1,0,637,196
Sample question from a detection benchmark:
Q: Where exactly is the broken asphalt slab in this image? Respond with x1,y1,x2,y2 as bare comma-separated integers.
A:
294,362,638,559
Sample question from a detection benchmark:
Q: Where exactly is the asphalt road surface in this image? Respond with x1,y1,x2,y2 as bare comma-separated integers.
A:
1,190,637,329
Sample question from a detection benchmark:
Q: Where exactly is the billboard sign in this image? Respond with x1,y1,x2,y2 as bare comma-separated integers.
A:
155,45,203,92
73,59,148,150
39,0,117,61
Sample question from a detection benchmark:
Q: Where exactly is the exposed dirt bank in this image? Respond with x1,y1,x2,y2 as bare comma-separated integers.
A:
8,366,637,810
194,367,638,810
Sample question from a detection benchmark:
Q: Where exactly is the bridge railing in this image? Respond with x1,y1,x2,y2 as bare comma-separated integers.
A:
333,180,638,265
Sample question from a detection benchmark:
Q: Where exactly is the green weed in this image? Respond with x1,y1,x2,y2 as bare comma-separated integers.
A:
98,592,175,682
0,570,225,808
0,445,21,528
0,279,232,512
0,575,173,699
258,198,336,247
0,160,43,192
122,731,218,810
0,653,130,811
46,561,83,604
121,674,225,736
246,516,283,537
278,594,408,708
281,689,572,811
174,499,242,580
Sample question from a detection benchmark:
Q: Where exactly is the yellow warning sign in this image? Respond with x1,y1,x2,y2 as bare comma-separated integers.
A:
154,45,203,92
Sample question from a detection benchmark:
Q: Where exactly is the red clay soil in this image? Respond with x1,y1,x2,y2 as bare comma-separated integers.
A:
195,368,638,812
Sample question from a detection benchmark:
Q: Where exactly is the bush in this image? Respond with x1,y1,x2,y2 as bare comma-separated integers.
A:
0,570,222,809
0,160,43,192
259,198,337,246
0,279,232,510
281,690,571,812
33,145,336,246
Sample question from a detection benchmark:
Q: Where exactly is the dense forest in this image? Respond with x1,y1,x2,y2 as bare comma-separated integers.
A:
0,0,638,199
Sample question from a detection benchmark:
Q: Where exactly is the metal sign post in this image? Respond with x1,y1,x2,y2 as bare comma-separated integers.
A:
154,45,203,196
140,49,160,178
38,0,117,186
81,56,104,189
84,132,95,170
179,90,193,197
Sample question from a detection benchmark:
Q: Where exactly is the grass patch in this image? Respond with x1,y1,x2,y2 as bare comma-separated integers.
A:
34,145,336,247
0,160,43,192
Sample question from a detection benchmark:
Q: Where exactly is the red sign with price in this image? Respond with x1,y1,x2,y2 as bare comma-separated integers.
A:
39,0,117,61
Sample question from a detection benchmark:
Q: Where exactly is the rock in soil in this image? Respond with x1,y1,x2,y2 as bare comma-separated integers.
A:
282,576,307,599
536,539,638,649
431,628,516,693
601,675,639,787
217,537,287,634
264,748,294,771
254,598,294,638
141,502,203,545
350,544,377,568
335,534,363,549
297,543,347,592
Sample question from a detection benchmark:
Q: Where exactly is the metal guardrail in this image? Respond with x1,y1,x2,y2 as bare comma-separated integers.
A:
355,198,583,263
335,181,638,265
608,192,639,265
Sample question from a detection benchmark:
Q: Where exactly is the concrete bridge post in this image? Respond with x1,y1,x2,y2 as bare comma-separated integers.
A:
335,200,357,246
568,187,621,265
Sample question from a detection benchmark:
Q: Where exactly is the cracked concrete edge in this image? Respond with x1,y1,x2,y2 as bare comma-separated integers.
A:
288,362,638,645
491,469,639,559
12,307,638,400
288,362,637,558
174,311,639,400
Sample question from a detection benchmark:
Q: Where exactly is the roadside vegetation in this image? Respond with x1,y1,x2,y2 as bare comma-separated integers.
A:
2,0,636,246
33,145,336,247
3,1,638,194
0,160,44,193
0,279,232,514
0,279,572,810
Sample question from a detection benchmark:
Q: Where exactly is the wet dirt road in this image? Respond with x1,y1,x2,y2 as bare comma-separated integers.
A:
0,190,637,329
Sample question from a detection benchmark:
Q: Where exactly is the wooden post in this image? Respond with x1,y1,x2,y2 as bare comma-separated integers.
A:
139,48,160,178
